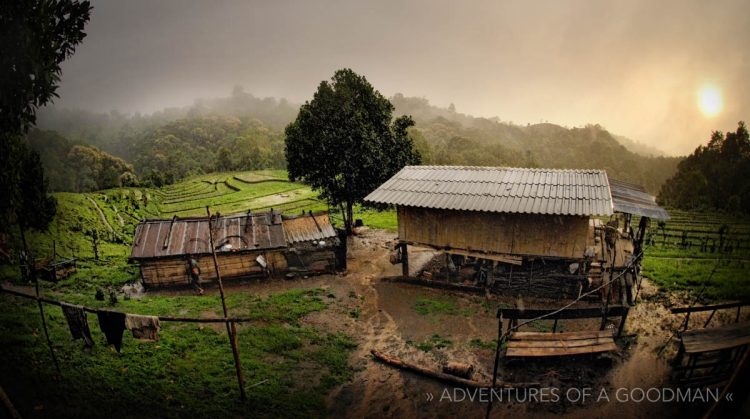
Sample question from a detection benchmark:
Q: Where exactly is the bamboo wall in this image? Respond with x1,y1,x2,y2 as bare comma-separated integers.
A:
397,206,589,259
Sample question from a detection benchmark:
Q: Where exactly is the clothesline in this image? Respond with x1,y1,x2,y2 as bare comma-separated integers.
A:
0,286,256,324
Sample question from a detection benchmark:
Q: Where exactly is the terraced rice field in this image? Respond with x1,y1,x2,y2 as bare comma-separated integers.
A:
156,171,327,217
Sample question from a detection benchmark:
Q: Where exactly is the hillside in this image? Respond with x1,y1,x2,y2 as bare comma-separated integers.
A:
34,91,682,193
26,129,136,192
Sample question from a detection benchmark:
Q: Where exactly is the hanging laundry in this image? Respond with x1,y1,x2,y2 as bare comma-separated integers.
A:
125,314,161,341
61,302,94,347
97,310,126,352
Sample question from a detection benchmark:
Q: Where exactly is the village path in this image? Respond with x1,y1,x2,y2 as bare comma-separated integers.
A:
86,195,114,236
325,230,421,418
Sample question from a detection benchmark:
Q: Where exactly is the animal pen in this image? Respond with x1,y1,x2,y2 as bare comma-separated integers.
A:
129,211,343,287
365,165,670,303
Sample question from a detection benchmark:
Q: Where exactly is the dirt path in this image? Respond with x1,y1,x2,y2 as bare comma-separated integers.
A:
326,230,420,418
320,231,742,419
86,195,114,235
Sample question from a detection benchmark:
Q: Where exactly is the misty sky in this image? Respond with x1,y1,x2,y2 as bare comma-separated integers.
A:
53,0,750,155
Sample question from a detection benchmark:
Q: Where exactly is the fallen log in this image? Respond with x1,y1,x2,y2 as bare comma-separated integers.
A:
370,349,537,389
443,361,474,379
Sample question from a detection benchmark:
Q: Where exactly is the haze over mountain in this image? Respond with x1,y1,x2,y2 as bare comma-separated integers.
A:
34,90,680,194
46,0,750,155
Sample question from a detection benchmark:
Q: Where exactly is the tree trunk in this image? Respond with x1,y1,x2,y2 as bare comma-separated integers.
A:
346,201,354,235
18,223,29,281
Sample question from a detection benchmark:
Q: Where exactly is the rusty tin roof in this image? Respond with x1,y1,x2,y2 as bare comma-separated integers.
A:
283,212,338,244
130,212,285,260
130,211,340,260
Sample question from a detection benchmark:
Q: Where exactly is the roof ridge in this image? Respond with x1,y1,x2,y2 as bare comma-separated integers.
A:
403,165,606,173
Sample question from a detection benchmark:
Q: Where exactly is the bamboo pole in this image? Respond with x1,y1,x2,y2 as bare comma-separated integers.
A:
34,273,61,375
486,314,505,419
20,224,60,376
206,207,246,401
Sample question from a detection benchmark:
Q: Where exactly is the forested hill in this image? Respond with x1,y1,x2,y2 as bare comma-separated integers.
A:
33,90,681,193
390,94,680,193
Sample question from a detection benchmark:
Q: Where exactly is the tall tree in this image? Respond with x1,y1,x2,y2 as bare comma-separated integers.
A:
659,121,750,213
285,68,421,233
0,0,91,236
1,0,92,134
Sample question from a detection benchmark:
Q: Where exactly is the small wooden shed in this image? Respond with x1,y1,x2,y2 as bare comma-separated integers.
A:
129,211,340,288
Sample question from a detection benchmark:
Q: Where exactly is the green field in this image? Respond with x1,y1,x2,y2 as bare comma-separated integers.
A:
640,210,750,300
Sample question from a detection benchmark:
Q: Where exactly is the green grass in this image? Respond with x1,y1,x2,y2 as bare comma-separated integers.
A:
642,257,750,300
0,287,356,418
639,209,750,300
412,297,459,316
469,337,497,350
411,297,474,317
412,334,453,352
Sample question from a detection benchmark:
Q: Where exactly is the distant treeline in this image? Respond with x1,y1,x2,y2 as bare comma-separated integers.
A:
26,130,136,192
658,122,750,214
33,90,682,193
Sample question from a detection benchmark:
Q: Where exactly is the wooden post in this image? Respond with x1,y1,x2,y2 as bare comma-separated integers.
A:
683,311,691,332
401,243,409,277
487,312,504,419
617,307,629,338
703,309,716,328
206,207,246,401
20,224,60,375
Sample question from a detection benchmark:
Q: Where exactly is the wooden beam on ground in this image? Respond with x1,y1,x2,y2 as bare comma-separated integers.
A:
370,349,535,389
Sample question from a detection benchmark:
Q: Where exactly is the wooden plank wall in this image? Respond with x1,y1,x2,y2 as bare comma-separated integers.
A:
398,207,589,259
285,248,337,272
140,251,288,287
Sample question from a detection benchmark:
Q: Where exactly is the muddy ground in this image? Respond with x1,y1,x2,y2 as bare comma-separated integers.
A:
152,229,747,418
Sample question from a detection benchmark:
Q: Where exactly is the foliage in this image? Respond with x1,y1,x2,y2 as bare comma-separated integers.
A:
35,91,683,196
658,122,750,213
0,0,91,134
27,129,137,191
0,136,57,234
135,116,286,186
285,69,420,232
390,94,682,194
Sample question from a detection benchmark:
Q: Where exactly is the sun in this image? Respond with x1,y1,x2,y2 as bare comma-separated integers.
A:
697,84,722,117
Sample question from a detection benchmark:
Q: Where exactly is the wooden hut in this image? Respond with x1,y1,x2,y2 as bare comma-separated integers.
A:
365,166,668,299
129,211,340,288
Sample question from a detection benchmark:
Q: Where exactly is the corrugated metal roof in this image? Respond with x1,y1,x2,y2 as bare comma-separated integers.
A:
283,212,338,244
609,178,670,220
364,166,614,216
130,212,286,260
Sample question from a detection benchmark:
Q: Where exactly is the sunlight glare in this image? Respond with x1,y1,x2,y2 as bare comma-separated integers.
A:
697,84,722,117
